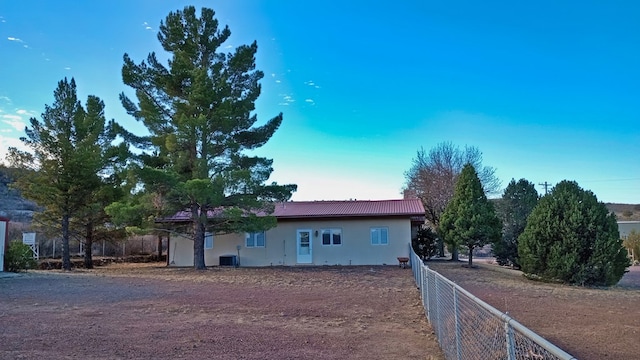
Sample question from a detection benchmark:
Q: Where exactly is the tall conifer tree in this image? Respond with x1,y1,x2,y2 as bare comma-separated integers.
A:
439,163,501,266
10,78,122,270
119,6,295,269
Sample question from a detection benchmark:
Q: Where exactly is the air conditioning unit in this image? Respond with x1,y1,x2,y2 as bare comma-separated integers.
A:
219,255,237,267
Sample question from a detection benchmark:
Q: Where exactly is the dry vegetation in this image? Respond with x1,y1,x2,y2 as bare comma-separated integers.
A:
427,260,640,360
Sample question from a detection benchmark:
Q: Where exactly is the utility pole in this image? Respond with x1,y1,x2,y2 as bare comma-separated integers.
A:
538,181,551,195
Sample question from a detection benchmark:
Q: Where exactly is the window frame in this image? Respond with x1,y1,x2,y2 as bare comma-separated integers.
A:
320,228,342,246
204,232,214,249
245,231,266,248
370,227,389,245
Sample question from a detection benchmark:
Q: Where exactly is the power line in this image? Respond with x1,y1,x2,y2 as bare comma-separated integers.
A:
538,181,551,195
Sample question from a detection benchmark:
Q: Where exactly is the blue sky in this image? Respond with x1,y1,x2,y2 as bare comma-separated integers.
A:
1,1,639,203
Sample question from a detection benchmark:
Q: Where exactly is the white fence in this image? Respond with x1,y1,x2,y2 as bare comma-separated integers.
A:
410,248,578,360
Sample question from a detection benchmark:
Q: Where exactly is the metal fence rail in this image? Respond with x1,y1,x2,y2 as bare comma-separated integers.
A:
410,248,578,360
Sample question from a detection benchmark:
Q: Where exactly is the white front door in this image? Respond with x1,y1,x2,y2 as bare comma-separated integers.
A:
296,229,312,264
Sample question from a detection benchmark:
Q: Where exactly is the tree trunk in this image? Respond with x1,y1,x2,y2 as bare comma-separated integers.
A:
166,234,171,266
84,222,94,269
451,247,459,261
61,214,71,271
192,204,206,270
468,246,474,267
437,238,445,257
157,234,163,258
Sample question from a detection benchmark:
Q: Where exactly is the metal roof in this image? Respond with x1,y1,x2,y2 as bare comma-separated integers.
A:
161,199,425,222
272,199,425,219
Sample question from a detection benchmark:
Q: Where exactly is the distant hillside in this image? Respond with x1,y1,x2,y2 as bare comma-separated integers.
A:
0,166,38,222
605,203,640,221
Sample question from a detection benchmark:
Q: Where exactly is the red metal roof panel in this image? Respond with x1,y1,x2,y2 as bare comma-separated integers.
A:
161,199,425,222
272,199,425,218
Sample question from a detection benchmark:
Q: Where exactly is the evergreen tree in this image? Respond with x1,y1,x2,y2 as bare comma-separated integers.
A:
518,180,629,286
404,142,501,256
118,6,296,269
412,225,438,260
493,178,538,268
73,169,128,268
439,163,501,266
9,78,122,270
105,179,172,259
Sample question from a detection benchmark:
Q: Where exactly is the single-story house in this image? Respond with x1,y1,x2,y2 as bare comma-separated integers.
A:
166,199,425,267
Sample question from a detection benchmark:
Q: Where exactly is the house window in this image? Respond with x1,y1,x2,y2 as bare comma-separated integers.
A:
205,232,214,249
321,228,342,246
246,231,266,247
370,227,388,245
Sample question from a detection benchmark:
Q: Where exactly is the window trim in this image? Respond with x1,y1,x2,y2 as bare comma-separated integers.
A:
204,232,214,249
370,227,389,245
245,231,266,248
320,228,342,246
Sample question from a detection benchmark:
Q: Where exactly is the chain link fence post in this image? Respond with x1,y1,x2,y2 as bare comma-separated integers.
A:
505,321,516,360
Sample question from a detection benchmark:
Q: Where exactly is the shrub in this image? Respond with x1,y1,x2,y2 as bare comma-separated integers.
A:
5,241,38,272
518,181,629,286
412,226,438,260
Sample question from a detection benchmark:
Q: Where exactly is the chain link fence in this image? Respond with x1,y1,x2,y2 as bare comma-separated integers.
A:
410,248,578,360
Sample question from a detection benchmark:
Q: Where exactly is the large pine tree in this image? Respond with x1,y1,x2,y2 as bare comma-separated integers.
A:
439,163,501,266
119,6,295,269
10,78,122,270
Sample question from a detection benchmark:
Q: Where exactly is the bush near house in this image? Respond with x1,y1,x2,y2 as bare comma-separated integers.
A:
5,241,38,272
412,225,438,260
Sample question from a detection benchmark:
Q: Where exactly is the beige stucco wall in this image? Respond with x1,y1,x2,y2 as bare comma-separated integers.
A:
168,217,413,267
169,232,244,267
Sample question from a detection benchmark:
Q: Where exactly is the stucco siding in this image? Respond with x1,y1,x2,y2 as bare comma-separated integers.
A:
168,217,412,267
170,233,243,267
267,218,411,266
169,235,193,266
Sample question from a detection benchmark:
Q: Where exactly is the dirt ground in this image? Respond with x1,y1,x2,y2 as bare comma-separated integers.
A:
426,260,640,360
0,264,444,360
